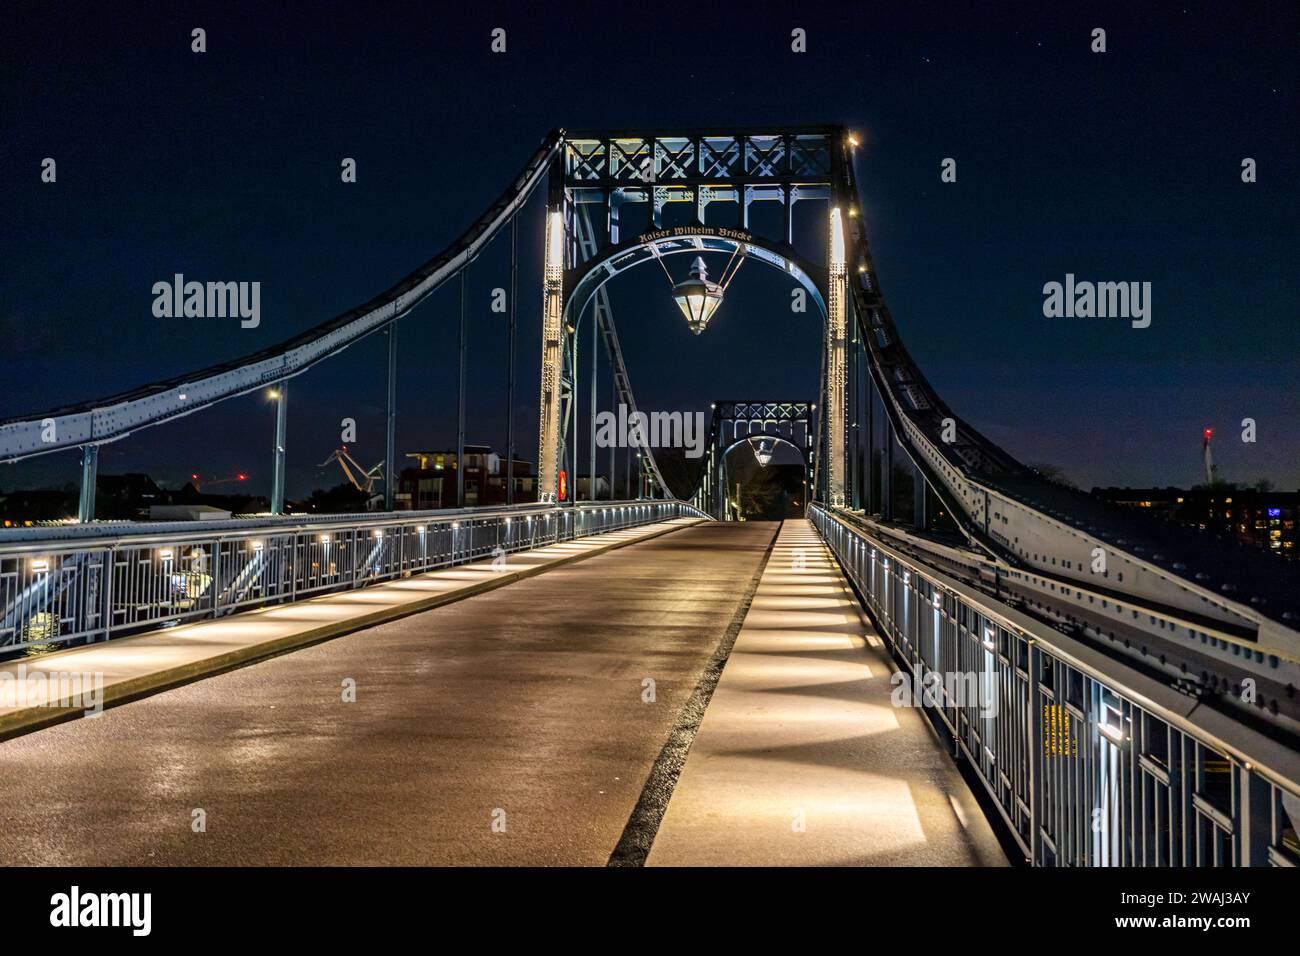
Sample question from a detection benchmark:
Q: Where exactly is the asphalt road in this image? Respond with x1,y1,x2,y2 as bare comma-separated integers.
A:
0,522,777,866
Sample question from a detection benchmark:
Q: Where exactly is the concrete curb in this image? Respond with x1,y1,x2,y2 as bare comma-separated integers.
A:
0,517,705,742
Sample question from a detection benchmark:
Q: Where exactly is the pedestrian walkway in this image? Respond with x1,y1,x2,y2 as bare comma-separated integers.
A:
647,519,1008,866
0,516,702,740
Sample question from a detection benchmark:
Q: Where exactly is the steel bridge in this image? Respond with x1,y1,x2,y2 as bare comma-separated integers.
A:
1,125,1297,868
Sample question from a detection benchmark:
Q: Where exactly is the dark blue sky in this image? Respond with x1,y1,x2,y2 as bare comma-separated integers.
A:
2,1,1297,497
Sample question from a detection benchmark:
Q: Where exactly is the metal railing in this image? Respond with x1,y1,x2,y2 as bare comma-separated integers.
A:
810,503,1300,867
0,500,705,657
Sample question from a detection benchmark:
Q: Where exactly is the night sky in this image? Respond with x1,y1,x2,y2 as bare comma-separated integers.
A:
3,1,1297,499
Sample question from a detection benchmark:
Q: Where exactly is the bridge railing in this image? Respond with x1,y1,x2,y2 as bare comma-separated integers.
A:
810,503,1300,868
0,500,706,657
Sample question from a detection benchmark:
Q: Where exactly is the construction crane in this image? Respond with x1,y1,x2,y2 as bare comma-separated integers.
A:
318,446,384,494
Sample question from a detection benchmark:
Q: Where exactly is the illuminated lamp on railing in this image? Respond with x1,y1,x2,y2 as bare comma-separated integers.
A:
983,627,997,650
932,592,942,608
451,522,460,530
1098,722,1126,745
373,529,383,539
416,525,426,534
158,548,174,561
250,541,264,551
319,534,331,544
31,558,50,573
504,517,511,525
1099,697,1128,744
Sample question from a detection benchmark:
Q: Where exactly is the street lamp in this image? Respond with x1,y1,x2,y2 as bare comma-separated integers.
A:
670,257,724,335
659,244,746,335
752,438,773,468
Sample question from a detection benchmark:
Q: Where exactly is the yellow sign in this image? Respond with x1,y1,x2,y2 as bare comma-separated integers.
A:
1043,704,1077,757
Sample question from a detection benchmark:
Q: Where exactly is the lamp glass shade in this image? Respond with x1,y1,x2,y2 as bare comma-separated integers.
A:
670,257,724,334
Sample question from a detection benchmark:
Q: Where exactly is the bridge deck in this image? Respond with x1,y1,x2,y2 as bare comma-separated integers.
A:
0,522,776,865
648,520,1008,866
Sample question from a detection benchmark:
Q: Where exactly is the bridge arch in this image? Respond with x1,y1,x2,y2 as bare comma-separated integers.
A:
720,433,808,466
562,231,829,331
538,215,850,508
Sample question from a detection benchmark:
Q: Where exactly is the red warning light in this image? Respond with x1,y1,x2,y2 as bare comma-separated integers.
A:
237,473,247,481
558,469,568,502
1204,428,1212,440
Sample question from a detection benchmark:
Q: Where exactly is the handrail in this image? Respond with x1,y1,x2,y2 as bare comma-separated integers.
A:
811,501,1300,866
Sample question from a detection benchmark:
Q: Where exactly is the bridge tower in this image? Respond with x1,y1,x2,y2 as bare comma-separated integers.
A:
534,127,852,506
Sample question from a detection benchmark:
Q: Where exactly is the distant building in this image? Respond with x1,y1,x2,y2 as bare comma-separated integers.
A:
395,445,535,509
0,475,268,524
1092,486,1298,560
97,473,162,519
0,488,76,524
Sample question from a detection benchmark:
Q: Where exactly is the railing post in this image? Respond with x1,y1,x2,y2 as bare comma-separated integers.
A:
1236,765,1271,866
1028,639,1044,866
